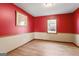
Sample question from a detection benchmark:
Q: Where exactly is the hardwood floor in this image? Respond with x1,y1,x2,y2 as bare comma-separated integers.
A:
7,39,79,56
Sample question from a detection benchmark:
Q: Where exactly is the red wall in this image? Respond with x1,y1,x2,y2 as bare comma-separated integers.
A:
34,13,74,33
0,4,34,36
0,3,79,36
73,8,79,34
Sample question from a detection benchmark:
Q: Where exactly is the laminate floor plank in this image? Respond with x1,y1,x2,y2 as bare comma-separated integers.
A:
8,39,79,56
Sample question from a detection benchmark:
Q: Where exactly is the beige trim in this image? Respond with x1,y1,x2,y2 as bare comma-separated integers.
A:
34,32,79,46
0,33,34,53
0,32,79,53
34,32,75,42
74,35,79,46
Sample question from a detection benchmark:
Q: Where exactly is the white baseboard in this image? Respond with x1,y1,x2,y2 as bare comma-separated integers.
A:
74,34,79,46
0,32,79,53
0,33,34,53
34,32,75,42
34,32,79,46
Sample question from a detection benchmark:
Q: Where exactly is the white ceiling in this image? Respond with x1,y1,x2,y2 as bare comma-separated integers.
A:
15,3,79,17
